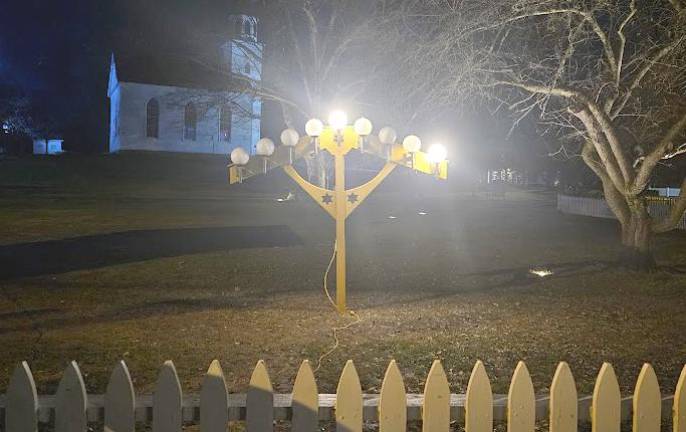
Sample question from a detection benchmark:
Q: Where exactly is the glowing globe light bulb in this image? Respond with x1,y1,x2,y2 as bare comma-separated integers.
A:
280,128,300,147
230,147,250,165
353,117,373,136
305,118,324,137
427,144,448,163
378,127,397,145
256,138,275,156
402,135,421,153
328,110,348,131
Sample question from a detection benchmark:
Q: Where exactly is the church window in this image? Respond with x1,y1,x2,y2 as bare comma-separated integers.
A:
146,98,159,138
244,62,252,74
219,105,232,142
184,102,197,141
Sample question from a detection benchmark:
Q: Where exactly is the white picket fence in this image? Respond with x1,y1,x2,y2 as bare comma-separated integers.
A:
557,194,686,230
1,359,686,431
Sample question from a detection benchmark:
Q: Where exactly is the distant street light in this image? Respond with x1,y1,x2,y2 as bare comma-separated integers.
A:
228,114,449,314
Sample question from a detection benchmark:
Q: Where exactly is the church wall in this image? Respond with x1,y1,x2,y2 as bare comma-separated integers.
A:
114,82,259,155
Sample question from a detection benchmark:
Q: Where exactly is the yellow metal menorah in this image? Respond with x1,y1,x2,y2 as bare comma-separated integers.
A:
229,118,448,314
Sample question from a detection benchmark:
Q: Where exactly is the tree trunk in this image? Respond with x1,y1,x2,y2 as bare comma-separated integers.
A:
618,198,657,271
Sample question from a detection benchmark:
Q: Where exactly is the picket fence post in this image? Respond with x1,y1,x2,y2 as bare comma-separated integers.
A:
592,363,621,432
508,361,535,432
550,362,577,432
466,360,492,432
5,361,38,432
336,360,362,432
633,363,661,432
153,360,182,432
675,365,686,432
200,360,228,432
292,360,318,432
55,361,87,432
422,360,450,432
247,360,273,432
379,360,407,432
104,360,135,432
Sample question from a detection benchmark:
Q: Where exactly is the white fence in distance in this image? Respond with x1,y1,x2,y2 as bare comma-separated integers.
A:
557,194,686,230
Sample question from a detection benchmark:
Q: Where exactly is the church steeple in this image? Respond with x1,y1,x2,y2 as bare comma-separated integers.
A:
221,14,262,83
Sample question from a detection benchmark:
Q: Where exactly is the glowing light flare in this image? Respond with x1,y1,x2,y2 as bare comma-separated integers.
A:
328,110,348,131
427,144,448,163
529,268,554,278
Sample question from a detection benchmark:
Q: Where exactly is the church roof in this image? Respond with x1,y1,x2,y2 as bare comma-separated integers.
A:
113,54,243,92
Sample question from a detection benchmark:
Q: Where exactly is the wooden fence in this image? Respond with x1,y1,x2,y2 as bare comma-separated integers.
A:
1,359,685,432
557,194,686,230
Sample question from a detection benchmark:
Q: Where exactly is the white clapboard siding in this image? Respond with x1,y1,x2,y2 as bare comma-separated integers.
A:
423,360,450,432
549,362,577,432
55,361,87,432
336,360,362,432
200,360,228,432
291,360,318,432
508,361,535,432
105,360,135,432
6,361,38,432
153,360,182,432
592,363,621,432
379,360,407,432
675,365,686,432
466,360,492,432
633,363,661,432
247,360,273,432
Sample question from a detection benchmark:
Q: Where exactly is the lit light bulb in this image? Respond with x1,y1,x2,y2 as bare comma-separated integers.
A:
305,118,324,137
256,138,275,156
280,128,300,147
378,127,397,145
353,117,373,136
230,147,250,165
402,135,421,153
427,144,447,163
328,110,348,131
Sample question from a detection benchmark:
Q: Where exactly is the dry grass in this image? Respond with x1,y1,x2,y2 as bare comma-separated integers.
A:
1,153,685,401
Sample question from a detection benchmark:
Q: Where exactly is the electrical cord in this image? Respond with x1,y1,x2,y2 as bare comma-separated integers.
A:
314,240,363,373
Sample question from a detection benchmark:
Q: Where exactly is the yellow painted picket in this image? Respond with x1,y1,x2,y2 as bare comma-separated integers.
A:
592,363,621,432
675,365,686,432
465,360,493,432
507,361,535,432
550,362,577,432
633,363,661,432
379,360,407,432
422,360,450,432
247,360,273,432
335,360,362,432
292,360,319,432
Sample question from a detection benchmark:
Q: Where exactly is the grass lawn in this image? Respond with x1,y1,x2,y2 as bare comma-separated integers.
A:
1,152,685,399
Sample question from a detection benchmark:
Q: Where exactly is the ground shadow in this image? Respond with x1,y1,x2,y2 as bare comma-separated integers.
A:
0,226,301,280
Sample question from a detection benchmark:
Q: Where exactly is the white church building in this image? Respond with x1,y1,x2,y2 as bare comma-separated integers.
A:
107,14,262,155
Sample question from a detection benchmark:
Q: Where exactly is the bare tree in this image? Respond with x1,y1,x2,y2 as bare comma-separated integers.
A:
406,0,686,269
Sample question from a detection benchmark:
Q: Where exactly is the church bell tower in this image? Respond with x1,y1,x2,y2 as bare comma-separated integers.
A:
221,14,263,84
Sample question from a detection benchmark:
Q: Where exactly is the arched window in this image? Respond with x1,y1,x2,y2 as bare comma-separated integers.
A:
146,98,159,138
243,62,252,74
219,105,232,142
184,102,196,141
244,20,252,36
